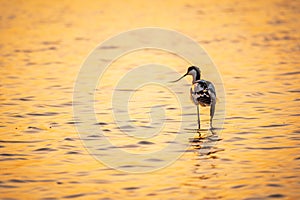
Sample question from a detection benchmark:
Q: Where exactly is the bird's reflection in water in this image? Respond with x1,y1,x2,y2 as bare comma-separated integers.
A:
188,128,224,156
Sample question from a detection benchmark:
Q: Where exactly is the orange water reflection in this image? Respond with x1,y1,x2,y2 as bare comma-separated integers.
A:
0,0,299,199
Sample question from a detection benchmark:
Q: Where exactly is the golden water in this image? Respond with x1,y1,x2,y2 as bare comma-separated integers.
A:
1,0,300,199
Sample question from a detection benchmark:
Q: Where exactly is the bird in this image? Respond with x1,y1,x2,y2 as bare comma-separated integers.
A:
171,66,216,130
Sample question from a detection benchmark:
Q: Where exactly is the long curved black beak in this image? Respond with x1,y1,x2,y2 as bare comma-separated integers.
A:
170,73,188,83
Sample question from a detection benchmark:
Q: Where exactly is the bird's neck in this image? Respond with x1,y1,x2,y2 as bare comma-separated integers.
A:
190,70,201,84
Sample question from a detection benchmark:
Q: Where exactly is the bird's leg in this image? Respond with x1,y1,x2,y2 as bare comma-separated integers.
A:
210,102,216,129
197,105,200,131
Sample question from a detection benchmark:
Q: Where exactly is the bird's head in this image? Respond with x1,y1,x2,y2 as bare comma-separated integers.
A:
171,66,201,83
186,66,201,78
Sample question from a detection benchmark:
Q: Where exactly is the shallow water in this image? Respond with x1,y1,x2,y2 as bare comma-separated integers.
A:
1,0,300,199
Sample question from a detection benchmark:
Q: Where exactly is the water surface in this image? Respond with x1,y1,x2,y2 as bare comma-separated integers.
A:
0,0,299,199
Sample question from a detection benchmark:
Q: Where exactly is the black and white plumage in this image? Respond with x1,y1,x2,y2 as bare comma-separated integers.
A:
172,66,216,129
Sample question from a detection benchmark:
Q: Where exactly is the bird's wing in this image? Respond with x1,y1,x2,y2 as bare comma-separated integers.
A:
190,87,199,105
206,81,216,97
